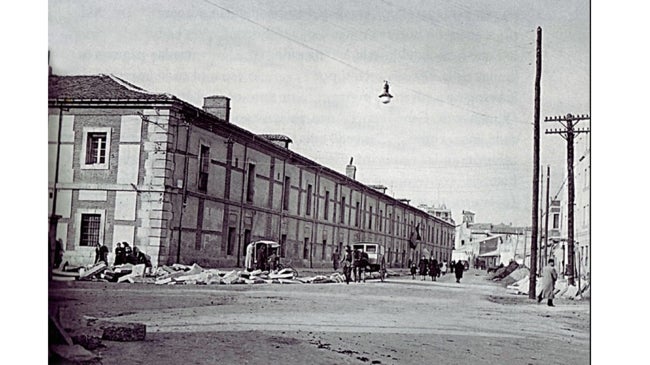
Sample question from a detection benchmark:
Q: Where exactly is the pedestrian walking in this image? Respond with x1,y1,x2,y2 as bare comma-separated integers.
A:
332,248,340,271
441,260,447,276
430,258,439,281
410,262,417,279
454,260,465,283
450,260,456,274
537,258,559,307
418,255,428,280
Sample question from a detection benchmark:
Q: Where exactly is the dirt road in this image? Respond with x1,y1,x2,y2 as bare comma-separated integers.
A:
49,269,589,365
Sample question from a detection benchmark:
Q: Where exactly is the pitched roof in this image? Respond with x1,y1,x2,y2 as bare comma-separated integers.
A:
48,74,174,101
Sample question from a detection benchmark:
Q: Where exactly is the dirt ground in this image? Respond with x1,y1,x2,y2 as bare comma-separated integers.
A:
49,268,590,365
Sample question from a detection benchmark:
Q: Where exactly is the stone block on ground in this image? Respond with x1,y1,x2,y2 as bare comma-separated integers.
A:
78,263,107,280
70,333,103,351
86,318,146,342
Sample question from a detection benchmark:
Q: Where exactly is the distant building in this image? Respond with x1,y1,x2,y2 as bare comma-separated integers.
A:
48,72,456,268
454,211,529,268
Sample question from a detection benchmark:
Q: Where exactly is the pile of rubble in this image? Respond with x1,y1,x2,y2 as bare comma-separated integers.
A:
506,275,591,300
52,262,355,285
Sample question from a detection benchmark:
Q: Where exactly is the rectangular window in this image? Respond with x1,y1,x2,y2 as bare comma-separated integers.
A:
198,145,210,192
303,238,309,259
280,234,287,258
324,191,330,220
388,213,392,234
368,206,373,229
322,239,327,260
355,202,360,227
85,132,107,165
81,127,111,169
553,214,559,229
243,229,251,256
306,184,312,215
80,214,101,247
227,227,236,255
246,163,256,202
283,177,291,210
379,210,383,232
340,197,346,223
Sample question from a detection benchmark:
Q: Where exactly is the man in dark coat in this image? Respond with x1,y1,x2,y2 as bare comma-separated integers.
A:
359,250,369,283
114,242,125,265
418,255,428,281
332,248,340,271
353,249,362,282
95,243,109,265
454,260,465,283
429,258,439,281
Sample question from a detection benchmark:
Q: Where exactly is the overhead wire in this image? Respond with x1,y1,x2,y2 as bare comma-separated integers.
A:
200,0,533,125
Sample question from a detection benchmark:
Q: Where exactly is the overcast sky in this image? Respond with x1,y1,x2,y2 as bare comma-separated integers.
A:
48,0,590,226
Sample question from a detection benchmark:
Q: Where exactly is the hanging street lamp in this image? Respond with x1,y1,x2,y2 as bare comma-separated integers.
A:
378,80,393,104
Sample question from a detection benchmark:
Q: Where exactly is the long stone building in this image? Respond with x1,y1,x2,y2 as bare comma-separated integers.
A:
48,72,455,269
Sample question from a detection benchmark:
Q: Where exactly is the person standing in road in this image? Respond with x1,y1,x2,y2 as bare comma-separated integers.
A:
341,245,353,284
410,261,417,279
441,260,448,276
454,260,465,283
359,250,369,283
450,260,456,274
430,258,439,281
538,258,559,306
332,248,340,272
418,255,428,281
353,249,362,282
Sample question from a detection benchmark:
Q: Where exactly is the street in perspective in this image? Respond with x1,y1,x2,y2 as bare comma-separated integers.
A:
49,266,589,365
46,1,591,364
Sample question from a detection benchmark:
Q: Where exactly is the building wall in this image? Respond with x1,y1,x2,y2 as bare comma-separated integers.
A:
49,107,171,267
49,101,456,269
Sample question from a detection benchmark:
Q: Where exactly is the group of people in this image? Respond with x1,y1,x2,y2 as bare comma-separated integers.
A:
113,242,152,269
90,242,152,271
411,256,465,283
335,246,369,284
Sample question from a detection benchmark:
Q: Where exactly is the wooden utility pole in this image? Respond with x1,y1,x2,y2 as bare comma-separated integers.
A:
544,165,550,268
545,113,590,286
529,26,542,299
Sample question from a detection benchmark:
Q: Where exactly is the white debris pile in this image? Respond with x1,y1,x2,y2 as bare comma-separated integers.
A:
501,267,530,286
506,276,591,300
152,263,346,285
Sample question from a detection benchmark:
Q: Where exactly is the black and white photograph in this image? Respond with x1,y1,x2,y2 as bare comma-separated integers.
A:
27,0,625,363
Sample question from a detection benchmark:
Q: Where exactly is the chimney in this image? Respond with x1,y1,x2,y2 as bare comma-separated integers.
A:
346,157,356,180
203,95,231,122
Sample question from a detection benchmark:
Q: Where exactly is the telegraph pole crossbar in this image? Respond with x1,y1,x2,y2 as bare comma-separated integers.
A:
544,113,590,286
